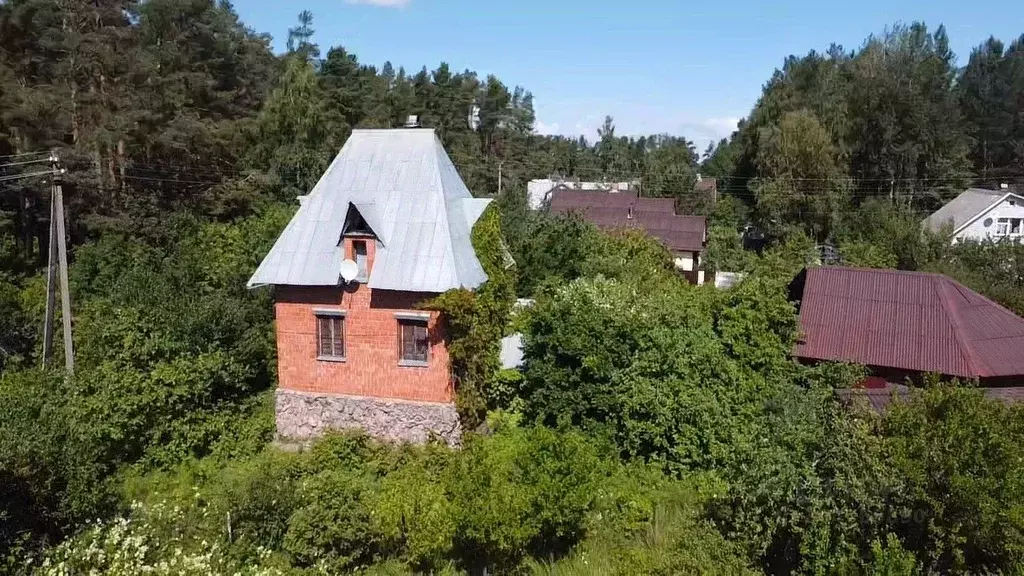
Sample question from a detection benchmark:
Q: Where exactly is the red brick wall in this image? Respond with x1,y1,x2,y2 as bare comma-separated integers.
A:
273,238,453,404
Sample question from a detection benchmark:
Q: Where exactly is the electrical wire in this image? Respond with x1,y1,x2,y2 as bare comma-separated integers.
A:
0,170,55,183
0,150,48,160
122,174,223,185
0,157,53,169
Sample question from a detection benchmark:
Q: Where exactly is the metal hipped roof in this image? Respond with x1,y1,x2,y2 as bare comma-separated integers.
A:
794,266,1024,379
248,129,491,293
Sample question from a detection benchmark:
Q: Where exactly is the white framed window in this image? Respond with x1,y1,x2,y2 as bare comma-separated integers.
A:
996,218,1010,236
315,310,346,361
1011,218,1023,236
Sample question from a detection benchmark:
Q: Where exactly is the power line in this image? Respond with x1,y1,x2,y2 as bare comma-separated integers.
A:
0,170,56,183
122,174,223,185
0,150,48,160
0,157,53,169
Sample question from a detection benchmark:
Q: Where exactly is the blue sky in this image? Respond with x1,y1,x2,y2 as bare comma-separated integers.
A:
232,0,1024,151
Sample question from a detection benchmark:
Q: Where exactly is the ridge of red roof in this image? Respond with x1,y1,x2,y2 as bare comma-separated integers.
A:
794,266,1024,379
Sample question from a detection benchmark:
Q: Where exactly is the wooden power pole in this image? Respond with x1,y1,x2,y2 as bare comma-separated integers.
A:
41,151,74,375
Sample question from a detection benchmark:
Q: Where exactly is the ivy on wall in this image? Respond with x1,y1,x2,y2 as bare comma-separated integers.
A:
427,204,516,431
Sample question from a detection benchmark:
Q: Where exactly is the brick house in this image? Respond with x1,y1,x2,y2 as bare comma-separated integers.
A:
248,129,492,445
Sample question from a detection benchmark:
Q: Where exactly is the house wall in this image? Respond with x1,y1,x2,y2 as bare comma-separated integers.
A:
673,251,705,285
273,238,460,444
274,284,452,403
955,195,1024,241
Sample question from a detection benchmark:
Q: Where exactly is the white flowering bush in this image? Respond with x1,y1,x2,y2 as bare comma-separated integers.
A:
38,501,288,576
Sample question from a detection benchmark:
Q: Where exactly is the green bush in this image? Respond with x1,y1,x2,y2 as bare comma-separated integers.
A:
210,450,305,553
37,501,291,576
528,477,756,576
880,385,1024,573
0,369,118,556
374,462,458,568
283,469,383,570
447,426,606,571
518,275,786,472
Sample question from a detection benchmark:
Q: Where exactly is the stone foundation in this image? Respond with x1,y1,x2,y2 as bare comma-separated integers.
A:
275,389,462,446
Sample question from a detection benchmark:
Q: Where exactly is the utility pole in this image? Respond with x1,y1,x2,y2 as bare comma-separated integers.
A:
41,150,74,375
42,175,58,365
498,161,503,196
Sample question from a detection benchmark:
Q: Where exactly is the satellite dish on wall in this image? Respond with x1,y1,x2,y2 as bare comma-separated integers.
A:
340,259,359,284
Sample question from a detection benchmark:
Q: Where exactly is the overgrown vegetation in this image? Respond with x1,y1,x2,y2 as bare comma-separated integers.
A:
2,2,1024,574
32,428,755,575
428,204,516,429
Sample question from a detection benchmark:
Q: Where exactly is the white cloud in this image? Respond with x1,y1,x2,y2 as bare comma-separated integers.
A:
679,117,740,149
534,120,561,136
345,0,410,7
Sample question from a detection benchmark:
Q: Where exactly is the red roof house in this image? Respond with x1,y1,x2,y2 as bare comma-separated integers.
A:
548,189,707,284
790,266,1024,391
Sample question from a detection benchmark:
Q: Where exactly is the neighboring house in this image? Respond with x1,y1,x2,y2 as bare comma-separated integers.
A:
248,128,493,445
548,189,707,284
922,185,1024,242
693,175,717,202
790,266,1024,407
527,178,638,210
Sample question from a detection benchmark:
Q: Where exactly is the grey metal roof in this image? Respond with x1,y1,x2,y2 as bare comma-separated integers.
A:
248,129,491,292
922,188,1005,233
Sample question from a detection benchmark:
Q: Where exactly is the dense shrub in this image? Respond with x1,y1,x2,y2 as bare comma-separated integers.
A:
37,502,291,576
518,274,797,473
0,369,117,554
35,426,714,575
924,238,1024,316
284,469,382,570
529,481,756,576
375,462,458,568
879,385,1024,572
0,207,286,559
447,426,606,571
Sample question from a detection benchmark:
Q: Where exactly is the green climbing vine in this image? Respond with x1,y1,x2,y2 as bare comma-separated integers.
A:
427,203,516,431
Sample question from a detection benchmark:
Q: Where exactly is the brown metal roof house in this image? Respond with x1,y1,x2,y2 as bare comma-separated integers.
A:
790,266,1024,407
548,189,707,284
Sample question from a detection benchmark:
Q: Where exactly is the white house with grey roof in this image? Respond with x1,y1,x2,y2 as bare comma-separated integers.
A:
923,186,1024,242
249,128,491,446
